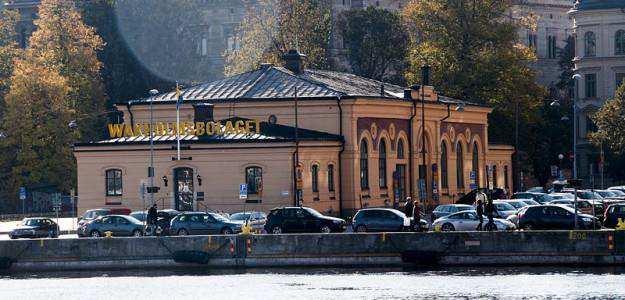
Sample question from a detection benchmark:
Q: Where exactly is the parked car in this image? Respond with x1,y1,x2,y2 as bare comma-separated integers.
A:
512,192,554,204
608,186,625,193
78,215,144,238
431,204,474,222
520,199,540,206
230,211,267,232
9,218,59,239
432,211,515,231
596,189,625,200
517,205,600,230
503,199,530,210
170,212,243,235
603,203,625,228
78,208,131,227
549,199,597,216
492,201,518,218
550,193,574,200
351,208,427,232
264,207,346,234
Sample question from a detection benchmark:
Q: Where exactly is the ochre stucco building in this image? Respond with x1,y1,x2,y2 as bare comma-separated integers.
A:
74,53,514,216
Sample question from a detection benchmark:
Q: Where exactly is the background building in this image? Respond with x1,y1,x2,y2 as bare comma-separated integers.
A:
570,0,625,184
74,52,513,216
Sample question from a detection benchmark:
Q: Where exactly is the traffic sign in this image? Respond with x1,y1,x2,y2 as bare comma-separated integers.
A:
239,184,248,200
19,187,26,200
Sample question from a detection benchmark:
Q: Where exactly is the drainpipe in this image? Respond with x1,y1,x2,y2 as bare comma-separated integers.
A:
125,101,135,128
336,96,344,217
407,89,417,200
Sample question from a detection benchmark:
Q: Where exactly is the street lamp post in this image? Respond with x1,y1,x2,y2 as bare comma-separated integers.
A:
572,74,582,229
148,89,159,212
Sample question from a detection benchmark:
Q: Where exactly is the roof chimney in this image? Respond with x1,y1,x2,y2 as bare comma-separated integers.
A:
283,49,306,74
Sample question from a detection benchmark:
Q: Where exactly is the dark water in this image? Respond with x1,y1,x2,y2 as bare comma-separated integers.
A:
2,267,625,299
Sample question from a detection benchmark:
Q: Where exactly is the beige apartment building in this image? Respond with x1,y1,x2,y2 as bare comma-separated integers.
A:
73,52,513,216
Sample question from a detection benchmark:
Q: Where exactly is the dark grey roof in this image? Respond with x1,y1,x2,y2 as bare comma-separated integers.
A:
574,0,625,10
4,0,40,9
75,117,342,146
131,65,406,104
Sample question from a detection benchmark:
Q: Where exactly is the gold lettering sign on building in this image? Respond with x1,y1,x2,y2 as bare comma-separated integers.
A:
107,120,261,138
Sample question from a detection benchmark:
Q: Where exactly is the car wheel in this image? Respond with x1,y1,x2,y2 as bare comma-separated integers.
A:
221,227,234,235
355,225,367,233
178,229,188,236
9,235,16,240
90,230,101,238
271,226,283,234
132,229,143,237
47,231,54,238
441,223,455,232
320,225,332,234
522,223,534,231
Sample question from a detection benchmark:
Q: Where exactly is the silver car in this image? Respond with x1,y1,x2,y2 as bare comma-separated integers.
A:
78,215,144,238
492,201,518,218
229,211,267,232
433,211,516,231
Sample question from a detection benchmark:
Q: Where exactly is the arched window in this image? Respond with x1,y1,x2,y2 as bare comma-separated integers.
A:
441,143,449,189
397,139,405,159
616,30,625,55
105,169,123,196
379,139,387,188
328,164,335,192
245,166,262,194
311,165,319,193
472,143,480,188
585,31,596,57
456,143,464,189
360,140,369,189
493,165,498,188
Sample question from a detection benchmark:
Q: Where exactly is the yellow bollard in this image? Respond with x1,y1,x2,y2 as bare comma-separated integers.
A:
104,231,113,238
240,222,253,235
434,224,442,232
617,218,625,230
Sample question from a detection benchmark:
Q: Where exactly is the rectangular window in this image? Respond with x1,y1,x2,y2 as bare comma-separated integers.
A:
616,73,625,89
548,35,557,59
504,166,509,189
328,165,335,192
312,165,319,193
528,33,538,54
585,74,597,98
246,167,262,195
105,169,123,196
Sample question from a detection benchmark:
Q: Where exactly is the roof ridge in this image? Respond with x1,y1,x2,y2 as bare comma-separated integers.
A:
273,66,346,97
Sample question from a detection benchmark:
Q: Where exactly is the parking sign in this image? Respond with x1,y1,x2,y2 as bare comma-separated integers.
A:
19,187,26,200
239,184,248,200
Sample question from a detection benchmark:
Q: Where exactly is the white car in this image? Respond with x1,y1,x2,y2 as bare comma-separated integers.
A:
432,211,516,232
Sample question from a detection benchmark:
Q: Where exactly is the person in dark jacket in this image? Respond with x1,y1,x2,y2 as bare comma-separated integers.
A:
147,204,158,226
485,198,495,231
413,202,421,232
476,199,484,231
404,197,414,218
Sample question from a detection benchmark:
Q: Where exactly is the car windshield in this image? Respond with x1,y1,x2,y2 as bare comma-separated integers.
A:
230,213,251,221
22,219,43,226
304,207,324,217
494,202,516,211
508,201,527,209
210,213,230,222
456,206,473,212
523,199,539,205
578,191,603,200
610,190,625,196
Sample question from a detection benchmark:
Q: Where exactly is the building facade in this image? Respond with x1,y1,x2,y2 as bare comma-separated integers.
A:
73,52,513,216
570,0,625,183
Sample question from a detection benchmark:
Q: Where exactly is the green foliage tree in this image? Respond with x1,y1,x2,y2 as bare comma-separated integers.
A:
337,6,408,84
403,0,546,187
224,0,332,76
590,83,625,154
1,60,76,208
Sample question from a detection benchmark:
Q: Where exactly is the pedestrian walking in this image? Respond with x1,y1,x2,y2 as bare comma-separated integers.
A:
403,197,414,218
485,198,495,231
147,204,158,226
413,201,421,232
476,198,484,231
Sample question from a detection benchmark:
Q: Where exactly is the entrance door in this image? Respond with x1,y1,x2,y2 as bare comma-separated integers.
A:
394,165,407,203
174,167,194,211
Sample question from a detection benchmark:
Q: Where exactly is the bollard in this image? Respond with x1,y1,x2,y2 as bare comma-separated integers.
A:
104,231,113,238
240,222,253,235
616,218,625,230
246,239,252,254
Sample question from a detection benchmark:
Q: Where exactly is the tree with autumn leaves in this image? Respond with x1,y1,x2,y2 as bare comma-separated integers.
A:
0,0,106,209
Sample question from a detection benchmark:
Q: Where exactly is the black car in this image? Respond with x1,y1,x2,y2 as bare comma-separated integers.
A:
169,212,243,235
9,218,59,239
517,205,601,230
352,208,427,232
512,192,554,204
604,204,625,228
264,207,346,234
